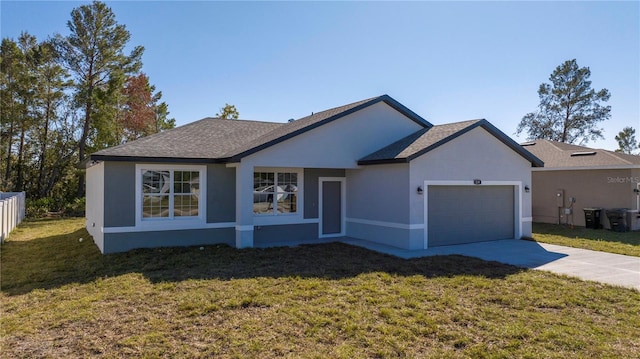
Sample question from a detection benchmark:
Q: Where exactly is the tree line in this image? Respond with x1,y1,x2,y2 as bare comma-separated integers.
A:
1,1,175,212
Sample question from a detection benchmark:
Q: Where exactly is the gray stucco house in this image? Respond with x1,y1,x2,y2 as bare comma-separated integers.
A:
85,95,543,254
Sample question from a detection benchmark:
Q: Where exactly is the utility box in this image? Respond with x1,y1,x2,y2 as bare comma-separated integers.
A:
583,208,602,229
626,210,640,231
606,208,628,232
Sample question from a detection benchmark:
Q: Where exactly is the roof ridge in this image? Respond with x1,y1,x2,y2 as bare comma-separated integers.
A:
434,118,484,126
600,148,632,165
294,96,382,122
433,119,483,127
545,140,564,152
202,117,284,125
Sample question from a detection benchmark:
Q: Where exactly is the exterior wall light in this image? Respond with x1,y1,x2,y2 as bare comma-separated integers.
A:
525,185,530,193
417,186,423,195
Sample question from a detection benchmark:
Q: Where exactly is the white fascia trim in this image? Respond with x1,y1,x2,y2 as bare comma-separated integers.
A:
104,222,235,234
346,217,424,230
533,165,640,171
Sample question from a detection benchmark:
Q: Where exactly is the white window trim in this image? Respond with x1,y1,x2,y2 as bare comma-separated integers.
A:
252,167,303,222
135,164,207,228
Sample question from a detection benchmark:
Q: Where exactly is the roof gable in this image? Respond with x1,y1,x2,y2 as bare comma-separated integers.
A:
359,119,544,167
224,94,432,161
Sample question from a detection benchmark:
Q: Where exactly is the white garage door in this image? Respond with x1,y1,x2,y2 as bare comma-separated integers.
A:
427,185,515,247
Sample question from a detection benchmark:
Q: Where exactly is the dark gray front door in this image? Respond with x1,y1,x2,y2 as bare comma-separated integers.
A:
428,185,515,247
322,181,342,235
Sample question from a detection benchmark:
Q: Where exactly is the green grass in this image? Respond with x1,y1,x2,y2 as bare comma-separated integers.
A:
533,223,640,257
2,218,639,358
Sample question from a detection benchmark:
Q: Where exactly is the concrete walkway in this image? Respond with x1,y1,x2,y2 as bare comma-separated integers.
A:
339,238,640,291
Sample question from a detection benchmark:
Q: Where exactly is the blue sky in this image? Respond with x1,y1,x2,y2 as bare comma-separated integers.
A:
2,1,639,151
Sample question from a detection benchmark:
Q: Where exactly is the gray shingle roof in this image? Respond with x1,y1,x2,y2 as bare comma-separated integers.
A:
521,139,640,168
359,119,544,167
89,94,432,163
91,118,283,162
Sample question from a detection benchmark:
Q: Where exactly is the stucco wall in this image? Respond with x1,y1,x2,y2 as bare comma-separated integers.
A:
207,164,236,223
346,164,410,224
85,161,104,252
532,168,640,228
103,228,234,254
104,161,136,227
94,161,238,253
254,223,318,245
304,168,345,219
243,102,424,169
345,163,416,249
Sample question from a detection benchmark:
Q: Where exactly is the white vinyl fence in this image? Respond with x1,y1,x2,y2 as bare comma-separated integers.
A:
0,192,26,243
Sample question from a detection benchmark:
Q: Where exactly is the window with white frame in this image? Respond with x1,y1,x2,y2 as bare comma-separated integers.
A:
139,166,204,221
253,171,298,215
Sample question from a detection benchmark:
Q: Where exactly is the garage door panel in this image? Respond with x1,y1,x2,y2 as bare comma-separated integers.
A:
428,186,514,246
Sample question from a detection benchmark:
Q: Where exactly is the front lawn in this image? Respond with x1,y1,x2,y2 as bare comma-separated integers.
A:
1,218,639,358
533,222,640,257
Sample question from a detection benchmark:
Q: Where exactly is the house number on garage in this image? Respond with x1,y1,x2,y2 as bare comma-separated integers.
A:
607,176,640,184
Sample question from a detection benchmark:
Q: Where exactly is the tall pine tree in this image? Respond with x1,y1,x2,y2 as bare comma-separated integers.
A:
516,59,611,144
55,1,143,196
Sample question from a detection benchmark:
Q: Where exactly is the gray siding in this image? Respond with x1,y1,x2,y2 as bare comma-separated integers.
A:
104,161,136,227
254,223,318,245
304,168,345,219
103,228,235,253
207,164,236,223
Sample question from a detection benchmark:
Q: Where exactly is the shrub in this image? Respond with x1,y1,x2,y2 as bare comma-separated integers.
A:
26,197,54,219
63,197,85,217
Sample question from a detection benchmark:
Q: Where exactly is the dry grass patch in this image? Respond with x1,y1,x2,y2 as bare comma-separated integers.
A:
2,218,639,358
533,223,640,256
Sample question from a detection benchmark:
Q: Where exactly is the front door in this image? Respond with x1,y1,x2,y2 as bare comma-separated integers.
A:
320,178,345,237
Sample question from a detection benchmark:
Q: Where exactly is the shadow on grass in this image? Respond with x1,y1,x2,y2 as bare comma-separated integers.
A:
533,223,640,246
1,225,525,296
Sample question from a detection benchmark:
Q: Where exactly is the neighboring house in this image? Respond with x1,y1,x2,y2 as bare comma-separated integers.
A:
84,95,543,254
522,139,640,229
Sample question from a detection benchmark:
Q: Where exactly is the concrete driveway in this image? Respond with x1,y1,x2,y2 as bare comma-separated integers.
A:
340,238,640,291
